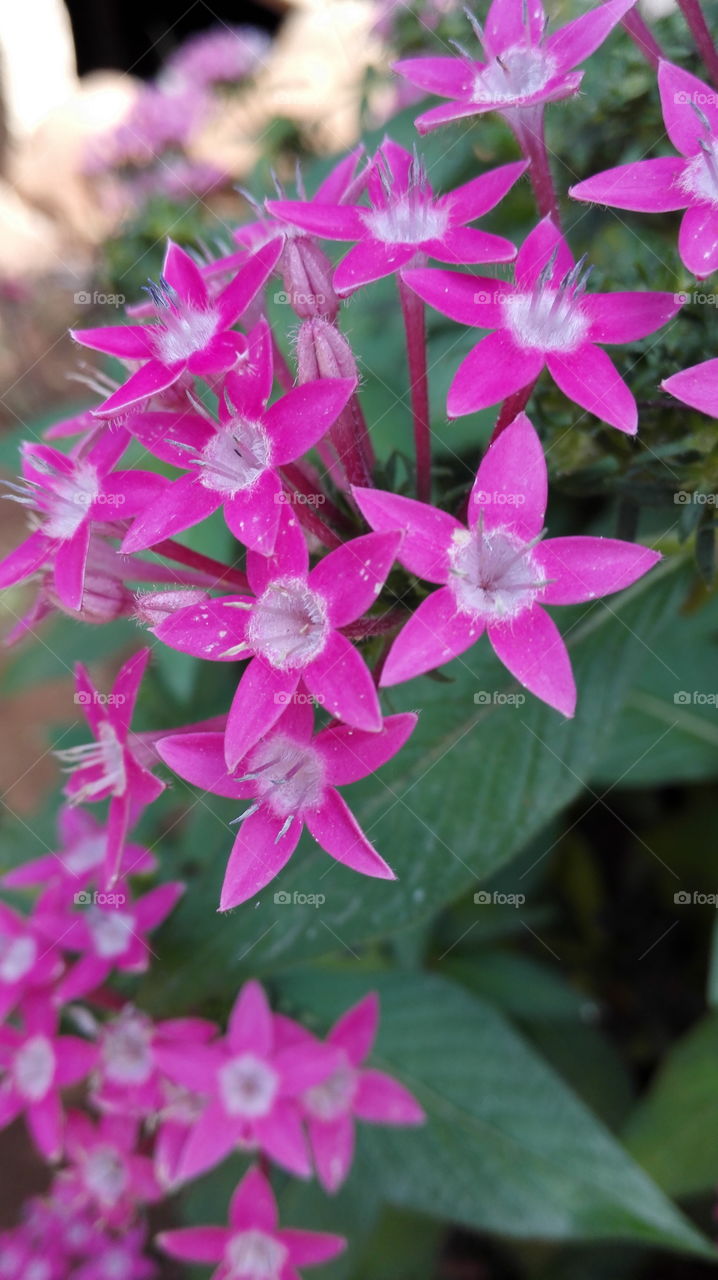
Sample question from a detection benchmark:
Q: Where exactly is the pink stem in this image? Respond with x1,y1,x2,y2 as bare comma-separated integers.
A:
677,0,718,86
340,609,407,639
621,10,664,67
280,465,343,549
510,107,561,224
397,272,432,503
152,539,249,591
271,333,294,391
489,381,537,445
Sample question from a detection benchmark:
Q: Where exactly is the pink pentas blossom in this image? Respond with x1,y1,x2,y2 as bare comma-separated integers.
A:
290,993,424,1192
156,979,340,1182
571,61,718,279
157,703,416,908
89,1006,217,1117
61,1110,161,1227
353,413,661,717
1,806,155,895
393,0,636,133
0,433,166,612
154,510,402,766
0,901,63,1023
55,650,165,886
71,238,283,418
33,878,183,1004
404,217,682,432
158,1163,345,1280
0,998,96,1160
120,321,355,556
266,139,525,294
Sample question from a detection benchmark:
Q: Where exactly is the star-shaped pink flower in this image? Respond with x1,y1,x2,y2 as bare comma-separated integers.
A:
266,139,525,293
571,61,718,279
405,217,681,432
353,413,661,717
62,1111,161,1227
157,1163,345,1280
71,238,282,418
156,702,416,909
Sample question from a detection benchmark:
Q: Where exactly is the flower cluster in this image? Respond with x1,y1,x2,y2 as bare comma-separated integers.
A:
4,0,718,1265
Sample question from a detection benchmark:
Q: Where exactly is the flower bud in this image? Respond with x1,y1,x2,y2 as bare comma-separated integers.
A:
280,238,339,321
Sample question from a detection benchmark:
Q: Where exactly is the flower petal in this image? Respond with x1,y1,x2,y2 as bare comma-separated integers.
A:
229,1165,279,1231
27,1094,63,1162
546,344,637,434
583,291,682,343
515,217,574,289
162,241,209,309
391,55,476,98
156,732,255,799
279,1229,346,1267
219,807,302,910
310,531,401,625
225,660,300,770
470,410,547,537
662,356,718,415
157,1227,228,1264
448,332,544,418
256,1099,312,1178
427,226,517,266
488,605,576,717
441,160,528,224
264,378,356,463
678,203,718,280
353,1068,425,1124
175,1102,240,1183
380,587,481,685
70,325,155,359
54,521,90,612
94,360,181,419
0,531,50,589
155,596,253,661
570,157,689,213
402,267,505,327
537,535,661,604
264,200,366,241
306,788,395,879
225,473,283,555
484,0,546,53
228,979,273,1054
304,632,381,731
329,992,378,1063
334,240,416,293
658,60,718,156
121,474,221,553
215,238,284,327
545,0,636,72
246,507,308,594
308,1114,355,1193
352,486,460,583
315,712,417,787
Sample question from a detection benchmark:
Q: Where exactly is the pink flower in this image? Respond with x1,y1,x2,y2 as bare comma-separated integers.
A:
295,993,424,1192
393,0,635,133
1,806,155,896
157,1163,345,1280
405,217,681,432
571,61,718,279
71,239,283,418
0,901,62,1022
62,1111,161,1227
55,650,165,886
33,879,183,1004
353,413,661,717
158,980,339,1182
163,24,271,91
70,1223,157,1280
121,321,355,556
266,139,525,293
90,1006,217,1117
157,703,416,909
0,434,165,611
0,998,96,1160
155,512,402,767
661,352,718,417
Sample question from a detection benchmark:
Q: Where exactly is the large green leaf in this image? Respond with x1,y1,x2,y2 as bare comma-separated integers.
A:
146,560,688,1009
275,970,710,1254
624,1012,718,1199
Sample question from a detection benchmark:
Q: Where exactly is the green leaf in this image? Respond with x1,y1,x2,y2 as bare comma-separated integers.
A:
624,1012,718,1199
145,560,688,1009
275,971,710,1254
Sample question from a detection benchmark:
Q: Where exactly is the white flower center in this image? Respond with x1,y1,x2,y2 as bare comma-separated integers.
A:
248,576,329,670
218,1053,279,1118
225,1229,288,1280
363,195,448,246
198,420,271,495
502,288,589,353
65,832,107,875
87,906,135,959
83,1146,127,1206
448,524,545,622
473,43,555,105
303,1061,357,1121
38,461,99,541
56,721,127,802
0,934,37,983
13,1035,55,1102
680,139,718,206
153,305,218,365
245,733,326,820
101,1014,153,1084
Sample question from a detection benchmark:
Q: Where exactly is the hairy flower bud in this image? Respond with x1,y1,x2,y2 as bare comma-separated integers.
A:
279,238,339,321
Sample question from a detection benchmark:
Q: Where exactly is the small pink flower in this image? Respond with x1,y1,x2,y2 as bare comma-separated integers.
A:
405,217,681,432
155,512,402,767
0,998,96,1161
353,413,661,716
121,321,355,556
90,1006,217,1117
55,651,165,886
1,806,155,896
0,901,62,1022
159,980,339,1182
157,703,416,909
71,239,283,418
571,61,718,279
0,434,165,611
295,993,424,1192
157,1163,345,1280
266,139,525,293
394,0,635,133
62,1111,161,1228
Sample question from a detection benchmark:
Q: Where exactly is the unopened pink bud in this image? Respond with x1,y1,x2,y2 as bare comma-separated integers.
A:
280,238,339,320
134,588,208,629
296,317,358,384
